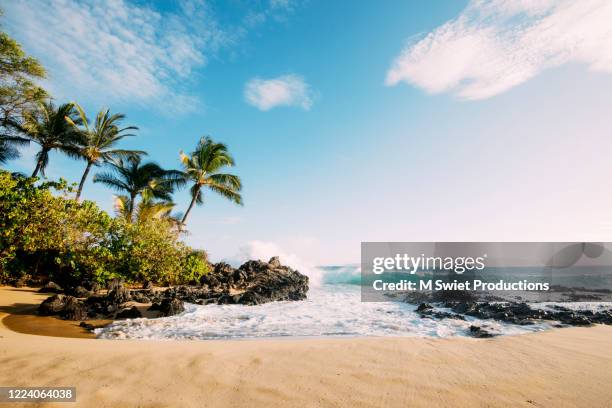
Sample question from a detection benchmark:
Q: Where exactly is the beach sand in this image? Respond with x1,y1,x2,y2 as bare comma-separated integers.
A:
1,286,611,407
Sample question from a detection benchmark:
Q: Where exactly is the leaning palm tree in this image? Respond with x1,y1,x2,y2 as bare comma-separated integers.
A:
178,136,243,226
67,104,143,201
19,101,81,177
93,156,182,221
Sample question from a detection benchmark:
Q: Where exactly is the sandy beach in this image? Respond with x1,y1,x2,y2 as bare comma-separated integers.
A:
0,287,610,407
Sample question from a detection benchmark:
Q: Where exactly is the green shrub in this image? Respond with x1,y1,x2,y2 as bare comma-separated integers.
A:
113,218,187,285
0,170,209,286
0,172,114,283
181,250,210,284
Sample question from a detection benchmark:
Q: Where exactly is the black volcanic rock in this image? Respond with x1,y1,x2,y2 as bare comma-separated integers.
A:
107,285,131,305
416,302,465,320
70,285,93,298
268,256,281,268
130,291,151,304
469,325,496,338
39,281,63,294
36,257,309,321
159,298,185,316
148,302,161,311
417,300,612,327
116,306,142,319
61,297,88,320
38,294,68,315
416,303,433,312
39,294,88,320
106,278,124,292
193,257,309,305
79,321,95,331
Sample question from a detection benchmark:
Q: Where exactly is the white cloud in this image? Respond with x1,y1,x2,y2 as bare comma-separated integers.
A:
244,74,313,111
3,0,298,113
385,0,612,100
3,0,224,111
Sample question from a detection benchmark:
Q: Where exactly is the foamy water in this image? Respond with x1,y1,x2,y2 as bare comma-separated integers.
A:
95,281,553,340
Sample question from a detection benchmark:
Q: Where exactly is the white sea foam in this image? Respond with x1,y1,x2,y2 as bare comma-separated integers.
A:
95,283,552,341
530,302,612,312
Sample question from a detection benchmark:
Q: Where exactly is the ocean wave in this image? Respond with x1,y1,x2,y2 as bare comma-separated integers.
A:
95,284,552,340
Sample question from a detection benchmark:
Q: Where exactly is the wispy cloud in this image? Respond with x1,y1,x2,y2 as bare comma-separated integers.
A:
244,0,299,27
385,0,612,100
2,0,223,111
244,74,313,111
2,0,299,113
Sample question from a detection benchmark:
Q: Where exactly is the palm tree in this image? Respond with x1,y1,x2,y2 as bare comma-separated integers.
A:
67,104,143,201
19,101,81,177
93,156,182,221
178,136,243,226
0,134,29,165
114,195,181,225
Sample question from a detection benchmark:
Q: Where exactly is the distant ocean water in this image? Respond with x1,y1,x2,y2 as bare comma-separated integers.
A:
95,265,610,341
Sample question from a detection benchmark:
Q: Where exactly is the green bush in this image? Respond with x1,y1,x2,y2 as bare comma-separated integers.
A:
113,218,196,285
181,250,210,284
0,170,209,286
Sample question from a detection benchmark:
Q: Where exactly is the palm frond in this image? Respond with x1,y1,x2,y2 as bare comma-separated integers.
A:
208,173,242,190
207,182,243,205
178,135,243,224
93,171,130,192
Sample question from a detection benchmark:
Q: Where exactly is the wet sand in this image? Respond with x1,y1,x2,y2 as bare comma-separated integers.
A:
0,287,98,338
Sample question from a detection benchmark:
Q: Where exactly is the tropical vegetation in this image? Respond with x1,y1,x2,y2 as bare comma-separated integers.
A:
0,24,47,164
178,136,243,225
68,103,143,201
0,19,241,286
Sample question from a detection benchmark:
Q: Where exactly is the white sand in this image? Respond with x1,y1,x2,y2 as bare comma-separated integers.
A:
1,286,611,407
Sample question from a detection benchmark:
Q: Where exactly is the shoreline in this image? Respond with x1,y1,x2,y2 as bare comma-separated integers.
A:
2,286,612,406
0,286,607,342
0,287,99,339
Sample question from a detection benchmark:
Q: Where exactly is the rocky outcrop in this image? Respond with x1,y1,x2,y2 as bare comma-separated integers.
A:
38,280,104,297
416,302,466,321
38,294,88,320
156,257,308,306
413,299,612,327
36,256,309,322
194,257,309,305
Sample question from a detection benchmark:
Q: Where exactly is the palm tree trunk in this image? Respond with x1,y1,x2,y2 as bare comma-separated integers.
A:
127,192,137,222
31,152,45,178
181,187,200,225
75,161,93,201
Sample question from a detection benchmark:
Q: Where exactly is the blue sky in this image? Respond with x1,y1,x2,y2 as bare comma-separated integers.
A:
4,0,612,267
